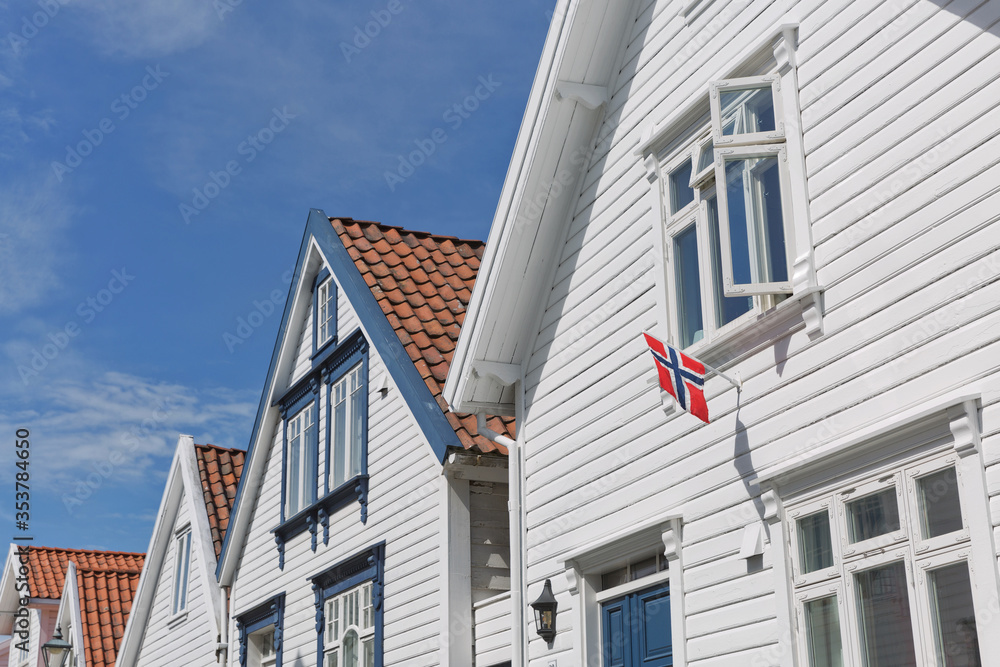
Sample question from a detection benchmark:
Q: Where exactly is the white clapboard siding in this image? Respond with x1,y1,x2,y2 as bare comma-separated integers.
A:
473,592,512,667
227,265,447,667
135,492,217,667
515,1,1000,665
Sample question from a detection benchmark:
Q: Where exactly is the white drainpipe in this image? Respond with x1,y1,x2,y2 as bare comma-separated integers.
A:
217,585,229,664
476,412,524,667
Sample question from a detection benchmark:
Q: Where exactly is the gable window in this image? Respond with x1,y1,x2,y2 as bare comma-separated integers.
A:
313,269,337,355
330,363,364,490
313,544,384,667
171,528,191,615
285,402,318,517
237,594,284,667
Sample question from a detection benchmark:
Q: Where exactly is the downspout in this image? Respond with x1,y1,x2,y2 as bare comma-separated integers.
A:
476,412,524,667
216,585,229,664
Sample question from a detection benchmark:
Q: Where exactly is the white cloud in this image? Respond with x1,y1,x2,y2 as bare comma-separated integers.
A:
0,371,256,495
0,177,74,314
71,0,224,59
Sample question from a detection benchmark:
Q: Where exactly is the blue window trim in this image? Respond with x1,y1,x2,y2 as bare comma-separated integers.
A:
236,593,285,667
272,328,370,569
311,543,385,667
312,268,337,359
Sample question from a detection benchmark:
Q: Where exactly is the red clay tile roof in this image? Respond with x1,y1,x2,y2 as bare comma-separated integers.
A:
76,567,142,667
331,218,514,455
194,444,246,560
23,547,144,600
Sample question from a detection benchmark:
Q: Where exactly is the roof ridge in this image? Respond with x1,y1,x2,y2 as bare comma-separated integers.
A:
27,546,146,557
330,217,487,248
194,443,247,455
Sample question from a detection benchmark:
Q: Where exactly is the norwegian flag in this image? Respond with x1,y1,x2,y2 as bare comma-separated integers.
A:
643,333,709,423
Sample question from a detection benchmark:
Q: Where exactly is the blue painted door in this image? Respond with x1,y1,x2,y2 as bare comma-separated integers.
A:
601,582,672,667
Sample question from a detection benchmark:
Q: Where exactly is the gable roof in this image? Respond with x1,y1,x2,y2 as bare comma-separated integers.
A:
75,565,143,667
332,218,514,454
194,444,246,559
24,547,144,600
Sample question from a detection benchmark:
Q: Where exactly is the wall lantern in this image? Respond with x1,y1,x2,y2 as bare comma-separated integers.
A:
530,579,558,644
42,625,72,667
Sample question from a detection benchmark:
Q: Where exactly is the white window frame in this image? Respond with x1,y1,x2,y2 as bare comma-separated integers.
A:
285,402,316,517
324,581,375,667
758,394,999,667
330,363,364,491
660,144,764,354
709,74,785,147
560,509,686,667
318,277,335,347
171,528,191,616
712,143,795,296
249,626,276,667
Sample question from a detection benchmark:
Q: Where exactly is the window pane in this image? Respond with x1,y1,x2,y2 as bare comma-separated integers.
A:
855,562,917,667
363,638,374,667
350,374,364,479
344,630,359,667
928,562,979,666
305,405,317,505
707,196,752,325
720,86,776,136
669,162,695,214
602,566,628,590
697,140,715,174
723,156,788,286
326,648,339,667
674,224,703,347
797,511,834,574
333,382,347,488
804,596,843,667
847,489,900,543
918,467,963,539
631,555,658,581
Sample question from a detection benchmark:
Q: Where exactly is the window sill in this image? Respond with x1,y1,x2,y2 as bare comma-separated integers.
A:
272,475,369,567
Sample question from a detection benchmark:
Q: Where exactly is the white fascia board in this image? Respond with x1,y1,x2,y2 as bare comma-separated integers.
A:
179,438,222,636
0,544,22,634
115,437,187,667
55,561,83,659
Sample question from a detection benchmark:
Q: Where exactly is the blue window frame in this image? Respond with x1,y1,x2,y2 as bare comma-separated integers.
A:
237,593,284,667
313,268,337,356
312,543,385,667
602,582,672,667
272,329,370,569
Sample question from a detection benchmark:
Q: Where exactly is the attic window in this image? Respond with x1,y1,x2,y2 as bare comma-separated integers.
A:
313,268,337,356
171,529,191,616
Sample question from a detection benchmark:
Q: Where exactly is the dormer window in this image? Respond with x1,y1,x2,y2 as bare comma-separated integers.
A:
314,269,337,354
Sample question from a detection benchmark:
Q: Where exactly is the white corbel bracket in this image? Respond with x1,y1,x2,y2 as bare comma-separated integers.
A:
555,81,608,110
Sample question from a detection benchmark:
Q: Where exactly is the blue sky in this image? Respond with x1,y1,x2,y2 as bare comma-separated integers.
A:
0,0,553,553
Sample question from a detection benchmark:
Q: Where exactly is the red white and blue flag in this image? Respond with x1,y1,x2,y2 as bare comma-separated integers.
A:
643,332,710,423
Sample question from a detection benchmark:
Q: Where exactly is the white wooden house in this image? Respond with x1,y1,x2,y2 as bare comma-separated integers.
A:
215,214,514,667
445,1,1000,666
114,437,245,667
0,546,144,667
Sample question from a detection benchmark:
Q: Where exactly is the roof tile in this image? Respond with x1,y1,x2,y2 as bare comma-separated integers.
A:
194,444,246,560
331,218,514,454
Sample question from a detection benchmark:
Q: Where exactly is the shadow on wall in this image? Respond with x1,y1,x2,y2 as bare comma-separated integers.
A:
925,0,1000,37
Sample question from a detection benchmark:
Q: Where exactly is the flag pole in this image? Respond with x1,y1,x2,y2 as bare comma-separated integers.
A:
701,360,742,391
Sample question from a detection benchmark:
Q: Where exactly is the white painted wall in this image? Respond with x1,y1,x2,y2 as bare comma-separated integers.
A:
518,1,1000,665
227,252,451,666
134,492,218,667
